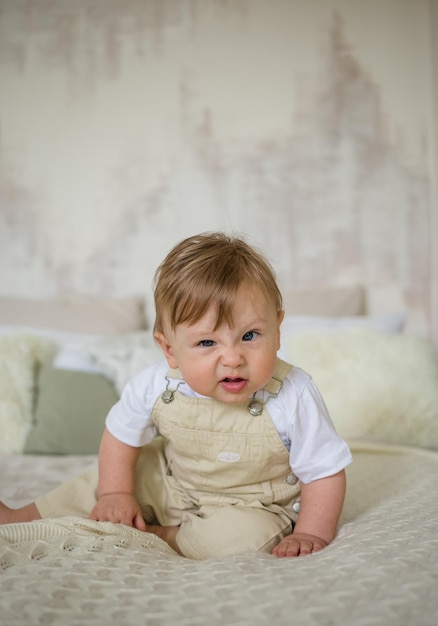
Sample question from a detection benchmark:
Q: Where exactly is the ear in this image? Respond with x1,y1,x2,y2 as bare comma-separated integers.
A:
154,332,179,369
276,310,285,350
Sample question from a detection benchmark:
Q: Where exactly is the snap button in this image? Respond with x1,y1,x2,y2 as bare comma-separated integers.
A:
292,501,301,514
285,473,298,485
248,399,264,416
161,389,174,404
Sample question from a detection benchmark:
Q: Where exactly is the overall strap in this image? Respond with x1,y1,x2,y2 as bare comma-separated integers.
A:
262,358,292,396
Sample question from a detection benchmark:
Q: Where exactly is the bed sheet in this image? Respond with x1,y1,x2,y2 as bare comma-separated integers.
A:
1,442,438,626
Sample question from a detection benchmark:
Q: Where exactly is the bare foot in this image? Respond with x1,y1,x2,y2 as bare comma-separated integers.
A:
0,501,41,524
146,524,183,556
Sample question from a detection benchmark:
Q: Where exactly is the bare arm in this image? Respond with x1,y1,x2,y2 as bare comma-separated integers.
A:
89,427,147,531
272,469,346,557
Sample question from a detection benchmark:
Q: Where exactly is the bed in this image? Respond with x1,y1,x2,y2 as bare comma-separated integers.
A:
1,290,438,626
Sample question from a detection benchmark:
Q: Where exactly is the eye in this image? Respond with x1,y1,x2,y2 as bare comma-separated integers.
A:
242,331,258,342
198,339,216,347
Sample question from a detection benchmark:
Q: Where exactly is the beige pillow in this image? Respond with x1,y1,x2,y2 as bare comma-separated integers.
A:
281,286,365,316
0,334,55,453
284,329,438,450
0,295,147,333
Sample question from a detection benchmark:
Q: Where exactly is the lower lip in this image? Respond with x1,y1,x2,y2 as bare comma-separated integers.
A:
220,379,248,393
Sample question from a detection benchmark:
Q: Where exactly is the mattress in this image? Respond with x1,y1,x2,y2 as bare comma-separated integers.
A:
1,442,438,626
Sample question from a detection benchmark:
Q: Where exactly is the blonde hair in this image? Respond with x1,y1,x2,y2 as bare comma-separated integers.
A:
153,232,283,334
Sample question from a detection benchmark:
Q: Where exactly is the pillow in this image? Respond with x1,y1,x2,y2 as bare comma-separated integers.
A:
280,286,365,316
0,328,163,385
0,295,147,333
278,313,405,361
24,366,119,455
0,327,109,373
280,312,405,338
284,329,438,449
0,335,55,453
85,332,163,394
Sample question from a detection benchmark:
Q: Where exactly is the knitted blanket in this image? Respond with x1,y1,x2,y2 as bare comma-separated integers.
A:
1,443,438,626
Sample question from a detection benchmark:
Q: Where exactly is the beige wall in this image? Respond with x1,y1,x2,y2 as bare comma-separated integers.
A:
0,0,436,342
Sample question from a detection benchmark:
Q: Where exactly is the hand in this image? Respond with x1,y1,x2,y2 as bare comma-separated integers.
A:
89,493,147,531
272,532,328,558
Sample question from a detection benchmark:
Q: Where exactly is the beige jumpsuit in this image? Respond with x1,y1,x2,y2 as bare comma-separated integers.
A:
37,359,301,559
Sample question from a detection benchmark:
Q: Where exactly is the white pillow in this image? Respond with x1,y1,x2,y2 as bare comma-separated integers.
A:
278,313,405,360
0,327,163,385
0,327,106,373
85,332,162,394
283,329,438,450
281,312,406,335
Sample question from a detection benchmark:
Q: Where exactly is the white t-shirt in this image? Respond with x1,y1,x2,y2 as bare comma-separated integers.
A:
106,360,352,484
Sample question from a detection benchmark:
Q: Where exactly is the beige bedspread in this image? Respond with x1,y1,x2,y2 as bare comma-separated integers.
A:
1,442,438,626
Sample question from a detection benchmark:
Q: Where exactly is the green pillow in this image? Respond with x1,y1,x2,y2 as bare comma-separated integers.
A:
24,365,119,455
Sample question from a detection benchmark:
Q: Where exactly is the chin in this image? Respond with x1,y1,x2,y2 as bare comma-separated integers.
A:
220,396,247,405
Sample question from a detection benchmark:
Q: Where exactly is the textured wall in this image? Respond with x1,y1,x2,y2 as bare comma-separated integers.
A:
0,0,436,340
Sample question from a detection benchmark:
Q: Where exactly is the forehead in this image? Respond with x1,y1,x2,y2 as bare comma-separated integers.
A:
188,287,276,329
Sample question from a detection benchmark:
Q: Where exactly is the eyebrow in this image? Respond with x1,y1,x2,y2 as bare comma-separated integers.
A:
187,314,270,335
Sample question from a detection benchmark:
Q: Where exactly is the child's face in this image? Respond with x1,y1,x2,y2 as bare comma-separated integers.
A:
155,286,284,404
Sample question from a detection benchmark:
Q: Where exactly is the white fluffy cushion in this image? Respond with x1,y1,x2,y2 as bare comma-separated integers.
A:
0,335,55,453
284,329,438,450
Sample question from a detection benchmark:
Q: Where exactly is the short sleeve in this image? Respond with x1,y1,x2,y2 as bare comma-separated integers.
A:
279,369,352,483
105,361,168,446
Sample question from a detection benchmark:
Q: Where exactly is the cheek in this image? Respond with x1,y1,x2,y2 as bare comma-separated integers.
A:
180,362,213,393
256,349,279,380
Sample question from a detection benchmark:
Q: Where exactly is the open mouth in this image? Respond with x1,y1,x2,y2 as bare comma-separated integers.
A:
219,377,248,393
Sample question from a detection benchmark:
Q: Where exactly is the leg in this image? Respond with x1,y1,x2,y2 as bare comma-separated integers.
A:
1,466,99,525
176,504,293,560
35,466,99,519
146,523,184,556
0,501,41,524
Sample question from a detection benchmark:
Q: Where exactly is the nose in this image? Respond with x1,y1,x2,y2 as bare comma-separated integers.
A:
221,344,243,368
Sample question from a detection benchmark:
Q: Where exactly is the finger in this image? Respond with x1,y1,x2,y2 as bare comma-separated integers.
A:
273,539,300,558
272,544,286,557
296,542,312,556
133,512,147,531
118,514,134,527
311,542,324,553
90,511,109,522
284,541,303,557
